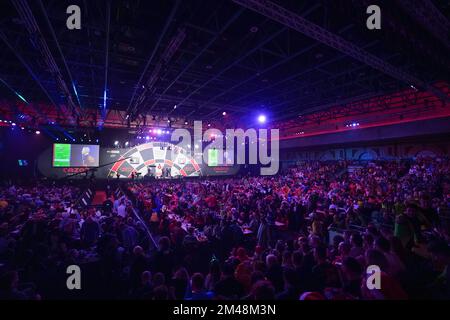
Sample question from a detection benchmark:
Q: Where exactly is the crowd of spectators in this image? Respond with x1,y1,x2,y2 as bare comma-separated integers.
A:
0,157,449,300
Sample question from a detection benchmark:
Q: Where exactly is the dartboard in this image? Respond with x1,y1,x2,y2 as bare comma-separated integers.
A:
108,142,202,178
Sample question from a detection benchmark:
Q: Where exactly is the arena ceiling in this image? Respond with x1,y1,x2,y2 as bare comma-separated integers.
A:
0,0,449,129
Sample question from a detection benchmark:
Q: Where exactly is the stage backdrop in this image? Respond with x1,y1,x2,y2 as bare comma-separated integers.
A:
37,142,240,179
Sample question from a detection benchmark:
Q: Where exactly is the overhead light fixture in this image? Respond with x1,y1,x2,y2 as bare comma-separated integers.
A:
258,115,266,124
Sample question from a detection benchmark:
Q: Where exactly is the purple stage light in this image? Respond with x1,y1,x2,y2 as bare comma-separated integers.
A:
258,114,266,124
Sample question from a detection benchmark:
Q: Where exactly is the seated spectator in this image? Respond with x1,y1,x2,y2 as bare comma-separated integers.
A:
214,263,245,299
185,273,213,300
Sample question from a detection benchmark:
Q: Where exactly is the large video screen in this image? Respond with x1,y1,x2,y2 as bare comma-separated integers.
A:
207,148,233,166
53,143,100,167
208,149,219,166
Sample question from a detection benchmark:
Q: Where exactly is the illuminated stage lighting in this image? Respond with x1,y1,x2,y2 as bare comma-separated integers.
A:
258,115,266,123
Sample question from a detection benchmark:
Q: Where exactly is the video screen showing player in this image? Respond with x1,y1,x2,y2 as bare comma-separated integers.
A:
53,144,99,167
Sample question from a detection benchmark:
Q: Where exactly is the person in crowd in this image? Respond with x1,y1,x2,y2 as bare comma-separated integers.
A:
185,273,213,300
214,263,245,299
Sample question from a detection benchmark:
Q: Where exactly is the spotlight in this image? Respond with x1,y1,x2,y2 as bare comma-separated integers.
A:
173,105,177,109
96,139,99,143
258,115,266,123
12,123,16,126
145,136,150,140
222,111,226,116
167,119,171,123
35,130,41,134
125,141,129,146
195,144,199,149
157,129,162,135
21,127,24,130
114,141,119,146
207,123,211,127
184,120,188,125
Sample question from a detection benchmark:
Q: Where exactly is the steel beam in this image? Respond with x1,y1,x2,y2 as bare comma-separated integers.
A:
232,0,449,103
126,0,181,117
145,8,245,112
396,0,449,50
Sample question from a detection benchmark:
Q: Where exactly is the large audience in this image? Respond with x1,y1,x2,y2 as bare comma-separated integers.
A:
0,158,449,300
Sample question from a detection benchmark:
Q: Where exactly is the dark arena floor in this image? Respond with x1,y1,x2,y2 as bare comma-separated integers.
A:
0,0,449,310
